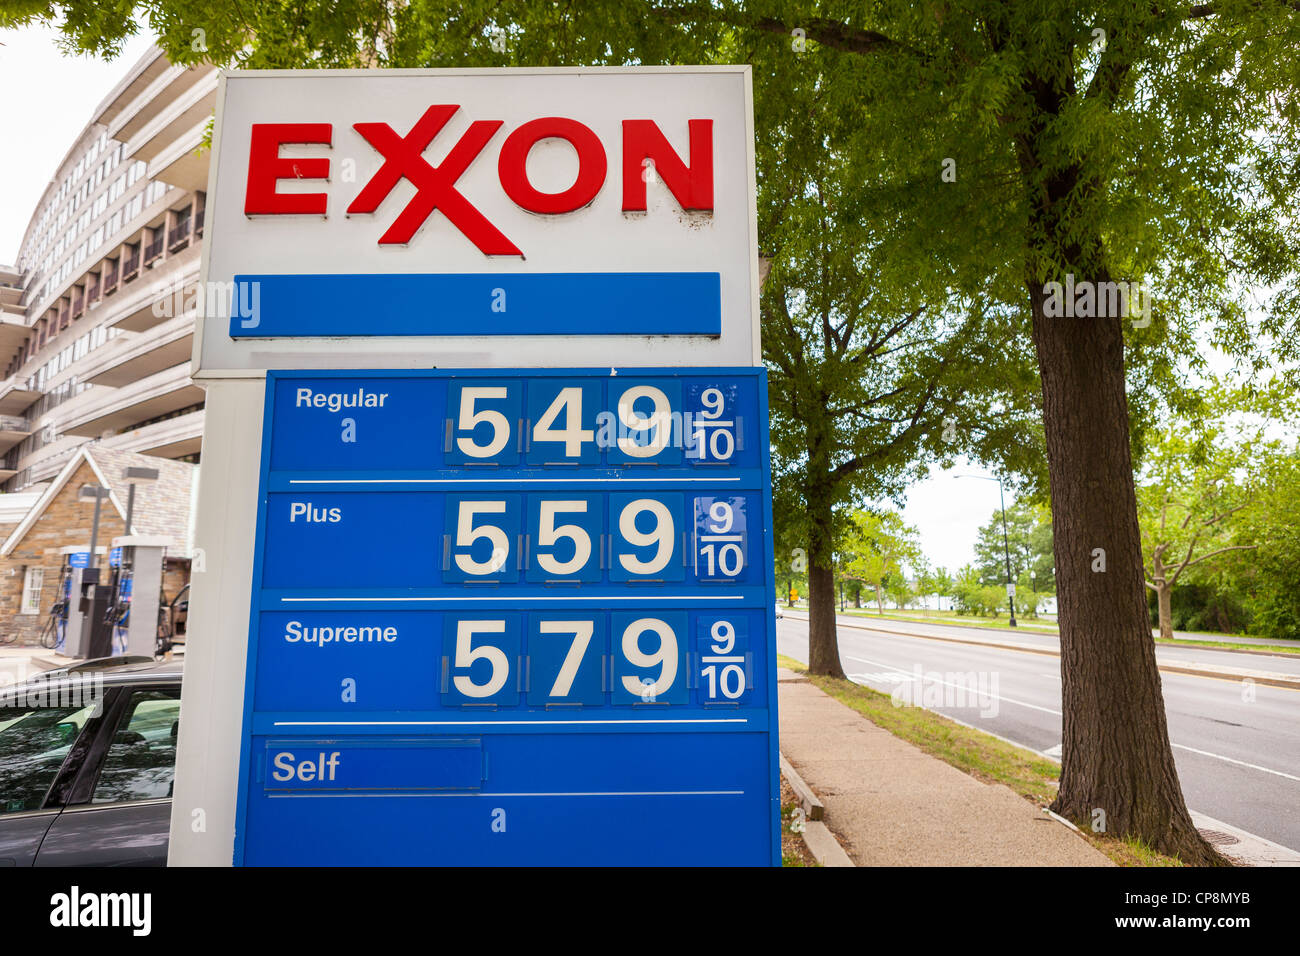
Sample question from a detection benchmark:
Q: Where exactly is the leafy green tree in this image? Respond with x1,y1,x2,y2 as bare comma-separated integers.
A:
28,0,1300,865
841,510,921,616
1231,449,1300,640
1015,570,1043,620
953,566,1006,617
885,574,914,612
772,504,809,607
973,500,1055,593
929,566,954,613
1137,403,1263,641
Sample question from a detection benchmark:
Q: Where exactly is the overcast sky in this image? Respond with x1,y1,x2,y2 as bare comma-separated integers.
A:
0,22,1008,570
0,23,157,264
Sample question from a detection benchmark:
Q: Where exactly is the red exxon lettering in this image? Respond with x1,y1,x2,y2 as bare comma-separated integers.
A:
348,105,520,254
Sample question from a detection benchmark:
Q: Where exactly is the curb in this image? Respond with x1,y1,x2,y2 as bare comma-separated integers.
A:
779,753,823,820
780,751,854,867
802,821,855,867
784,611,1300,690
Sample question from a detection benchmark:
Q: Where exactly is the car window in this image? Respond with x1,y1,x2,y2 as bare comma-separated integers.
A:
91,689,181,805
0,701,99,814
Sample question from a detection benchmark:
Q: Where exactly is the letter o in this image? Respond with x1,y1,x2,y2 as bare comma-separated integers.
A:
498,118,606,213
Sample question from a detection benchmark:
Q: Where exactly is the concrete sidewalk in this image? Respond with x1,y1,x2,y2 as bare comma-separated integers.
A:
778,667,1112,866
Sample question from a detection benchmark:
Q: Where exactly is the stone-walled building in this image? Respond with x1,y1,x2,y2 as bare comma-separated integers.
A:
0,446,195,645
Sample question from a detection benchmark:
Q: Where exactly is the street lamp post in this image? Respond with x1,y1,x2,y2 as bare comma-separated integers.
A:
957,473,1018,628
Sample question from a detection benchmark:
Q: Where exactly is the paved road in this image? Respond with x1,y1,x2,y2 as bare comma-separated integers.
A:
777,613,1300,852
832,610,1300,649
807,611,1300,678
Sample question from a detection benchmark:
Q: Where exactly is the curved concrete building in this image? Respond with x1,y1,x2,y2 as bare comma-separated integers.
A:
2,46,217,493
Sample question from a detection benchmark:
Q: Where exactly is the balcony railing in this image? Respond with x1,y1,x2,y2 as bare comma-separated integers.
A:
0,414,29,433
87,279,99,302
71,291,83,319
103,263,119,295
122,251,140,280
58,302,69,325
194,209,205,237
168,218,191,251
144,234,165,265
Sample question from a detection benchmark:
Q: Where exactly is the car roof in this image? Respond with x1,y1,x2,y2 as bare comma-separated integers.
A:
1,656,183,705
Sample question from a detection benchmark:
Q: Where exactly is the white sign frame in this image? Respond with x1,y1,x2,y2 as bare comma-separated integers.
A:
191,66,759,378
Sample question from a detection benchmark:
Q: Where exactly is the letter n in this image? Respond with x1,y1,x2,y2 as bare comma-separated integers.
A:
622,120,713,211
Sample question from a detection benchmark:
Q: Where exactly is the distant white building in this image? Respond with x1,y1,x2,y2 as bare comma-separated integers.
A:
2,47,216,492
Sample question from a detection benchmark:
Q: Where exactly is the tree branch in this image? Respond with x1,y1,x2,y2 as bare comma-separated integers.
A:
1174,544,1257,583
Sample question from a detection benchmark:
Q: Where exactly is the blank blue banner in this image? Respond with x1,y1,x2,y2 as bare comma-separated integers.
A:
228,272,722,337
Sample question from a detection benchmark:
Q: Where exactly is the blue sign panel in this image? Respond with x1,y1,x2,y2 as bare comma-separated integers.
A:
229,273,722,338
234,368,779,866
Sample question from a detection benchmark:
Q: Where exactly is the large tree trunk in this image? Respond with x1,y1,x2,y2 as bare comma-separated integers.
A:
805,481,845,679
1029,281,1223,864
1156,582,1174,641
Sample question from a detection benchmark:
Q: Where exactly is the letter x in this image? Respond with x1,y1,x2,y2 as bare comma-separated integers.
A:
348,105,522,255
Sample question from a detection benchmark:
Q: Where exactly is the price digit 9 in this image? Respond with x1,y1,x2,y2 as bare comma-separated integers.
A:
619,618,679,700
618,498,674,574
616,385,671,459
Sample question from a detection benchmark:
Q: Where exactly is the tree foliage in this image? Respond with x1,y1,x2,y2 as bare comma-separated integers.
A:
973,497,1055,592
839,509,921,614
22,0,1300,865
1136,380,1296,638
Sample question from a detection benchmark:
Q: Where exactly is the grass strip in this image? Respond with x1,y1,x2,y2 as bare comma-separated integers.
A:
797,609,1300,656
776,654,1185,866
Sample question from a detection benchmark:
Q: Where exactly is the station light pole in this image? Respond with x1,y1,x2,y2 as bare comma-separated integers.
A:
79,484,112,569
957,473,1018,628
122,465,160,534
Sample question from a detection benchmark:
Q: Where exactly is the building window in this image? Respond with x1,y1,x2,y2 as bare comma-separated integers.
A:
21,567,43,615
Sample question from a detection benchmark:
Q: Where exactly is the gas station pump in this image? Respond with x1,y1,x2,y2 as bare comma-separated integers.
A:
108,536,170,658
44,549,84,653
103,546,132,656
60,544,110,659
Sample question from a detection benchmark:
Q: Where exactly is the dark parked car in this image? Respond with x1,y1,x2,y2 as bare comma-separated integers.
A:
0,657,181,866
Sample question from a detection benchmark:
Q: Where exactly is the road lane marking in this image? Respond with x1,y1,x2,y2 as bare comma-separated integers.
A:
1171,744,1300,782
843,653,1063,716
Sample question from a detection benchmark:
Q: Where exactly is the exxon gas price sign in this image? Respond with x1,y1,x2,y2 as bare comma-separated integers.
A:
193,67,759,374
183,67,779,867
